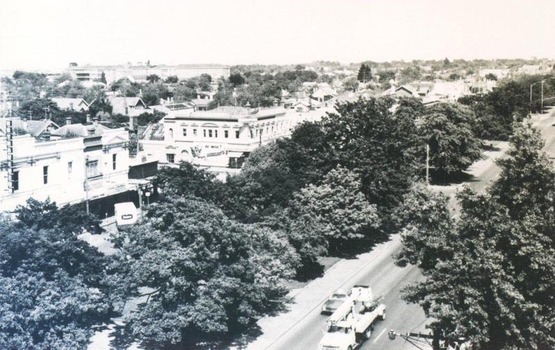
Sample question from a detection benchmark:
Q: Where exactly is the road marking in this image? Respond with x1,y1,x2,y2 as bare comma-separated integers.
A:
373,329,386,343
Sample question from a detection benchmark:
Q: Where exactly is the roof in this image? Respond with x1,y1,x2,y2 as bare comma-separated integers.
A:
191,99,212,108
107,96,146,108
6,119,60,138
51,97,89,111
171,106,286,121
311,85,337,99
50,123,110,137
140,122,164,141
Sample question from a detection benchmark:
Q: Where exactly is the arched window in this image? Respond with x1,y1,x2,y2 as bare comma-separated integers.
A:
168,128,173,139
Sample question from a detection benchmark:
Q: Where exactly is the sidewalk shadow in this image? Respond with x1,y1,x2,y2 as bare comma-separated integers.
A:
327,232,391,260
430,170,477,185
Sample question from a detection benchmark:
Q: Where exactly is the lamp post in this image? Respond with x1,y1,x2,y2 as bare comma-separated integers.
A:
531,76,555,115
426,144,430,185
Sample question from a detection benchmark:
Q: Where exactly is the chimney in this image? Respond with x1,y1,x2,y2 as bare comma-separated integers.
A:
66,116,72,125
93,116,100,126
86,114,92,123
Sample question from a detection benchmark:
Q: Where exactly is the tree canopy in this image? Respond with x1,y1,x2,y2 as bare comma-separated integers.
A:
419,102,483,178
111,198,298,348
395,122,555,349
0,199,112,349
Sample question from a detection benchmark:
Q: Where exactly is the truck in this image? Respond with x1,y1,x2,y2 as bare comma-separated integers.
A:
317,285,386,350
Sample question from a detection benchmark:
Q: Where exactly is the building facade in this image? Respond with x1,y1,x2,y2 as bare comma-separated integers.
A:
140,106,293,170
0,118,130,212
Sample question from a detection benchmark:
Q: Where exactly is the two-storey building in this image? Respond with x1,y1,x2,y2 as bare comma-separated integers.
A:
0,118,130,212
140,106,293,170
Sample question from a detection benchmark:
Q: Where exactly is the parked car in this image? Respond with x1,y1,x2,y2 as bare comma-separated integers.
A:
321,289,350,314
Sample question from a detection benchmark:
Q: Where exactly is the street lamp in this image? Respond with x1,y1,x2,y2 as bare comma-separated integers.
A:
531,76,555,115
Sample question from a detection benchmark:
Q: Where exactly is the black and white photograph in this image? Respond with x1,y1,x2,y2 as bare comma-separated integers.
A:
1,0,554,349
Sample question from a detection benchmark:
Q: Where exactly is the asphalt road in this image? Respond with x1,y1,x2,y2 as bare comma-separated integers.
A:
259,110,555,350
265,238,429,350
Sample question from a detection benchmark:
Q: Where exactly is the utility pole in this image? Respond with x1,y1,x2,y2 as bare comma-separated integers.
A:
541,79,545,113
426,144,430,185
84,157,90,215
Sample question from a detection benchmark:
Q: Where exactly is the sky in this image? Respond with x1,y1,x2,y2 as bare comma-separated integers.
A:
1,0,554,70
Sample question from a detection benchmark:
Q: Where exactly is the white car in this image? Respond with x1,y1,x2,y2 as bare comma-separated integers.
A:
321,289,350,315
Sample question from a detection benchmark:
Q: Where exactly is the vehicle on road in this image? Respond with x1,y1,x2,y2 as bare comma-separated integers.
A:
321,289,350,314
317,285,386,350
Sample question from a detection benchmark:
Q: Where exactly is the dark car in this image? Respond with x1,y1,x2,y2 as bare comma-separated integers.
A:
321,289,350,314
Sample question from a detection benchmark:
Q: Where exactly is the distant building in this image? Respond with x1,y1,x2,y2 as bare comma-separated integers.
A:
140,106,294,171
310,83,337,103
67,63,231,84
106,95,148,116
149,101,196,115
51,97,91,112
478,68,510,80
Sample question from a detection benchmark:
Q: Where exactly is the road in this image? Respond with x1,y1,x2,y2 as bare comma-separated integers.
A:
248,110,555,350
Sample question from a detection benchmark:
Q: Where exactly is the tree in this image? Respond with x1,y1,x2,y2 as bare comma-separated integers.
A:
100,71,107,84
342,77,359,92
484,73,497,81
398,65,422,84
223,140,303,221
228,72,245,87
394,96,425,121
262,201,328,277
401,188,555,350
17,98,61,119
112,198,298,348
15,197,102,234
165,75,178,84
141,83,170,106
357,64,372,82
146,74,161,83
395,125,555,349
292,167,380,250
490,122,555,220
0,199,113,349
322,97,424,217
392,182,455,270
419,102,482,179
152,161,224,203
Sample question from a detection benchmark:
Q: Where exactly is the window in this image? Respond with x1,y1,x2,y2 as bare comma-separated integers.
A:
112,154,117,170
11,171,19,191
193,128,197,136
203,129,207,137
235,130,240,139
224,130,229,138
167,154,175,163
68,161,73,178
182,128,187,137
168,128,174,139
43,166,48,184
208,129,213,138
215,130,218,138
86,160,100,178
